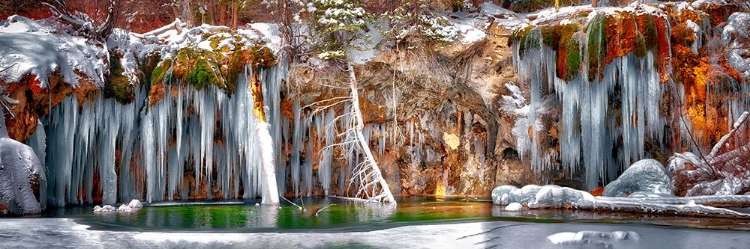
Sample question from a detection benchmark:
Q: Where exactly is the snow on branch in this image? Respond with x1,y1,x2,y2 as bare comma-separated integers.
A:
669,111,750,196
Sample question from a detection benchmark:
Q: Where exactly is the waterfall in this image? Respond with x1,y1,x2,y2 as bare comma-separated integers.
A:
32,63,287,206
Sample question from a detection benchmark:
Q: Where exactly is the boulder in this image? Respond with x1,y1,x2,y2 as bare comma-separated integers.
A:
603,159,671,197
0,111,45,215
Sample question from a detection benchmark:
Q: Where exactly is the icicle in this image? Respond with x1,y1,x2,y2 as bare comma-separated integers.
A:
318,109,335,195
291,99,302,197
304,129,314,197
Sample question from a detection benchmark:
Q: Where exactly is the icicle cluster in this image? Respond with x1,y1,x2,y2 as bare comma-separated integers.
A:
32,64,286,206
511,14,665,190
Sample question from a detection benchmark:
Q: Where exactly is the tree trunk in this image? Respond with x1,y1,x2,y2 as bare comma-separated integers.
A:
232,2,239,29
348,61,396,203
219,2,228,26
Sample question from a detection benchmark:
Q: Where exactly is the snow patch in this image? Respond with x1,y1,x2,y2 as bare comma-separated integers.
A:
505,202,523,211
0,15,107,87
547,231,641,246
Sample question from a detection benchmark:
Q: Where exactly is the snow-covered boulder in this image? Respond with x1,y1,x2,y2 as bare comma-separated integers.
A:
723,12,750,79
505,202,523,211
603,159,671,197
117,204,133,213
127,199,143,209
492,184,543,206
492,185,519,205
93,205,116,213
0,109,46,215
528,185,595,209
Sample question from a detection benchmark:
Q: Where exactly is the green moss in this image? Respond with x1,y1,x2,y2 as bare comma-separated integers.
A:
105,54,135,103
565,38,581,81
541,26,559,50
174,48,226,90
634,33,647,58
509,25,535,52
642,15,658,52
151,59,173,85
586,14,608,82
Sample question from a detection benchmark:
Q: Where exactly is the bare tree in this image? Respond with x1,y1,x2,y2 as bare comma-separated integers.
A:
42,0,119,40
300,0,396,203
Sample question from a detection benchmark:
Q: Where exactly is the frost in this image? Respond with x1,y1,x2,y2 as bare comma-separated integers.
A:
603,159,671,197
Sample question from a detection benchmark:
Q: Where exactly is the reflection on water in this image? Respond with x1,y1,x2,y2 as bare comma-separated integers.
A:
67,198,487,231
42,198,750,232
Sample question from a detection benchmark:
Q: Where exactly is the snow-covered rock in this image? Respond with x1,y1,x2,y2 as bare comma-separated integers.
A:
93,205,116,213
603,159,671,197
492,185,518,205
492,184,543,205
493,184,593,208
505,202,523,211
117,204,133,213
0,15,107,87
528,185,595,209
127,199,143,209
723,12,750,79
0,108,45,215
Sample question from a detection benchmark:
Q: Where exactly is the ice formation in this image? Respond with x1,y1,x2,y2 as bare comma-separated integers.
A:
510,11,665,189
603,159,671,197
36,62,286,206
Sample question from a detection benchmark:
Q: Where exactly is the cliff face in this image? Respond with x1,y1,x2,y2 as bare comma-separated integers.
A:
505,2,750,192
1,2,749,207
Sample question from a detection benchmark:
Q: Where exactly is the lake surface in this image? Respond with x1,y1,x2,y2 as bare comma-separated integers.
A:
2,197,749,248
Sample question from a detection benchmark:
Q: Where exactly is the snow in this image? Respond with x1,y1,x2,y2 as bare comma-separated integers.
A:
93,205,116,213
603,159,671,197
128,199,143,209
0,107,46,215
505,202,523,211
723,12,750,79
3,217,750,248
528,185,595,209
0,15,107,88
494,183,750,218
546,231,641,246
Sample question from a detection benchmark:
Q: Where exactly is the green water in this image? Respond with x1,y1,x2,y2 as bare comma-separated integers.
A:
43,197,750,232
54,198,494,232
